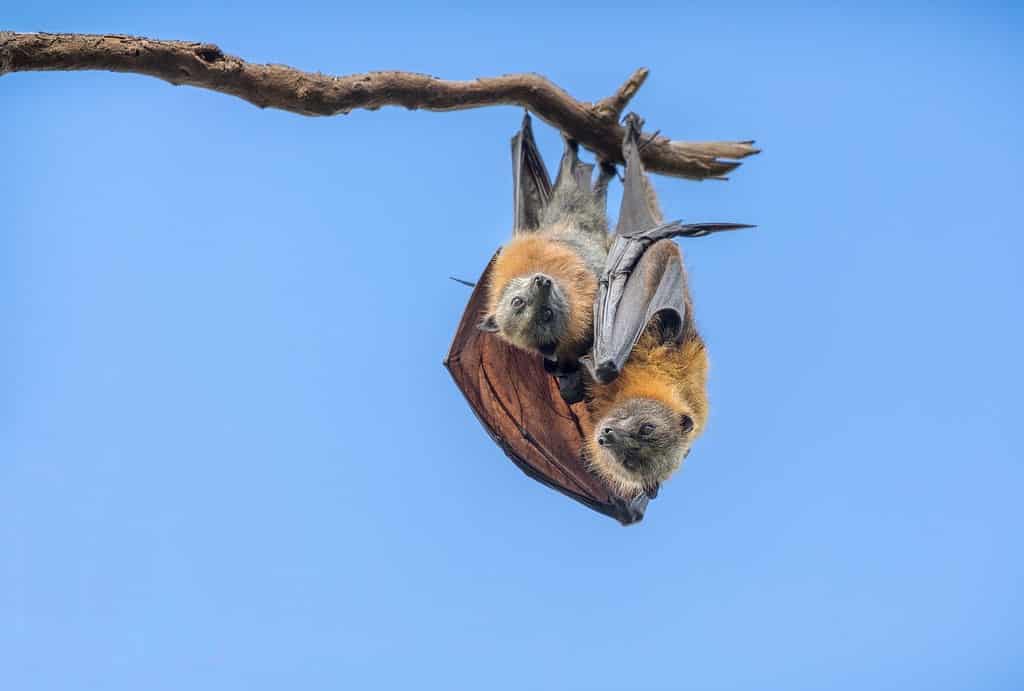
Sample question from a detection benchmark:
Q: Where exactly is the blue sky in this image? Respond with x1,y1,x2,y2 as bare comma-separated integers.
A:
2,3,1022,690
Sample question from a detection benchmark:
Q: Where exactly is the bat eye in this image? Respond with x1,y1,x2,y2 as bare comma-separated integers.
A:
511,296,525,309
540,307,553,322
639,423,655,437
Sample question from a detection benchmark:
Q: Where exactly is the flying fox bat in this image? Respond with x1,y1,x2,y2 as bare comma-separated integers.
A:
475,114,614,404
445,113,751,523
581,114,752,498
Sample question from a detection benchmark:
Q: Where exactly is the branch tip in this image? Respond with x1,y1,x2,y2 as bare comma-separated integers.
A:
595,67,649,121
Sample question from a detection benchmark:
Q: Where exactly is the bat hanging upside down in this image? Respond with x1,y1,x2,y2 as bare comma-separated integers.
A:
477,118,616,403
579,114,750,498
447,113,752,520
490,113,747,499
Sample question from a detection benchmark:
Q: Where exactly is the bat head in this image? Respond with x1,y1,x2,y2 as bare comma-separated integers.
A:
477,272,571,359
587,397,697,497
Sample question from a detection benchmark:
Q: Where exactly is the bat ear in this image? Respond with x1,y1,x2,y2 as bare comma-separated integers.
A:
477,314,500,333
680,414,694,434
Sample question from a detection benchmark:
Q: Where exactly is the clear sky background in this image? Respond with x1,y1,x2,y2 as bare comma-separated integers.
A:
3,3,1022,690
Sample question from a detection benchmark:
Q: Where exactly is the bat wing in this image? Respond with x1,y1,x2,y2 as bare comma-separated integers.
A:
511,113,553,234
445,254,649,525
584,115,753,383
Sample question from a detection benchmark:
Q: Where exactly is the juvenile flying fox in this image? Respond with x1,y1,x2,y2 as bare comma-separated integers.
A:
478,120,614,374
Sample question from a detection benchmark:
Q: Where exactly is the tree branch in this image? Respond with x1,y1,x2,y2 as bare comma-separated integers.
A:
0,31,760,179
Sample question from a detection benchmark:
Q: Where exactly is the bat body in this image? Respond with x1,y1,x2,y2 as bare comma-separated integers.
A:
478,116,613,402
584,309,709,498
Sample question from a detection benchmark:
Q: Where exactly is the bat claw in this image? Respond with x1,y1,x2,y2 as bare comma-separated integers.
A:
556,370,584,405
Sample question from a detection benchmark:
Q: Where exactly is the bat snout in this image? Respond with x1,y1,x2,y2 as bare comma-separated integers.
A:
598,427,617,447
531,274,554,300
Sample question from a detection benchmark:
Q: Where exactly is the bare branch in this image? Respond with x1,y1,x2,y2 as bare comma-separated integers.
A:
0,32,760,179
593,67,649,121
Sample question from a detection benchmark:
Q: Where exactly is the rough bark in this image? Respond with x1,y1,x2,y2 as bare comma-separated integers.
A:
0,31,759,180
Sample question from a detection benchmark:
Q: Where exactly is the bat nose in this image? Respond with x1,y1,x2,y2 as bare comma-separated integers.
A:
533,275,553,300
598,427,616,446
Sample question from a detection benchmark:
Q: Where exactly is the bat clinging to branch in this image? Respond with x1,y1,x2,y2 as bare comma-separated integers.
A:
448,115,753,523
0,29,760,523
476,115,614,403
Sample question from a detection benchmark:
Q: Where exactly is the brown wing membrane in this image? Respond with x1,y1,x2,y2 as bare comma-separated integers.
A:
445,254,649,525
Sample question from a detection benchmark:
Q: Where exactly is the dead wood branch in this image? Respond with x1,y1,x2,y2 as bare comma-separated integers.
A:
0,31,760,179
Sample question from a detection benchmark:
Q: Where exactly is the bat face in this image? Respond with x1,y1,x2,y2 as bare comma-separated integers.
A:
479,272,571,358
588,398,695,497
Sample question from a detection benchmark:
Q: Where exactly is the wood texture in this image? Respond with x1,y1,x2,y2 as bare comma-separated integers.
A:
0,31,759,180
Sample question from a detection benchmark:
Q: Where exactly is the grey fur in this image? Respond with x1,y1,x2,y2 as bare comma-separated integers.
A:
540,138,613,275
491,273,570,356
543,216,610,277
